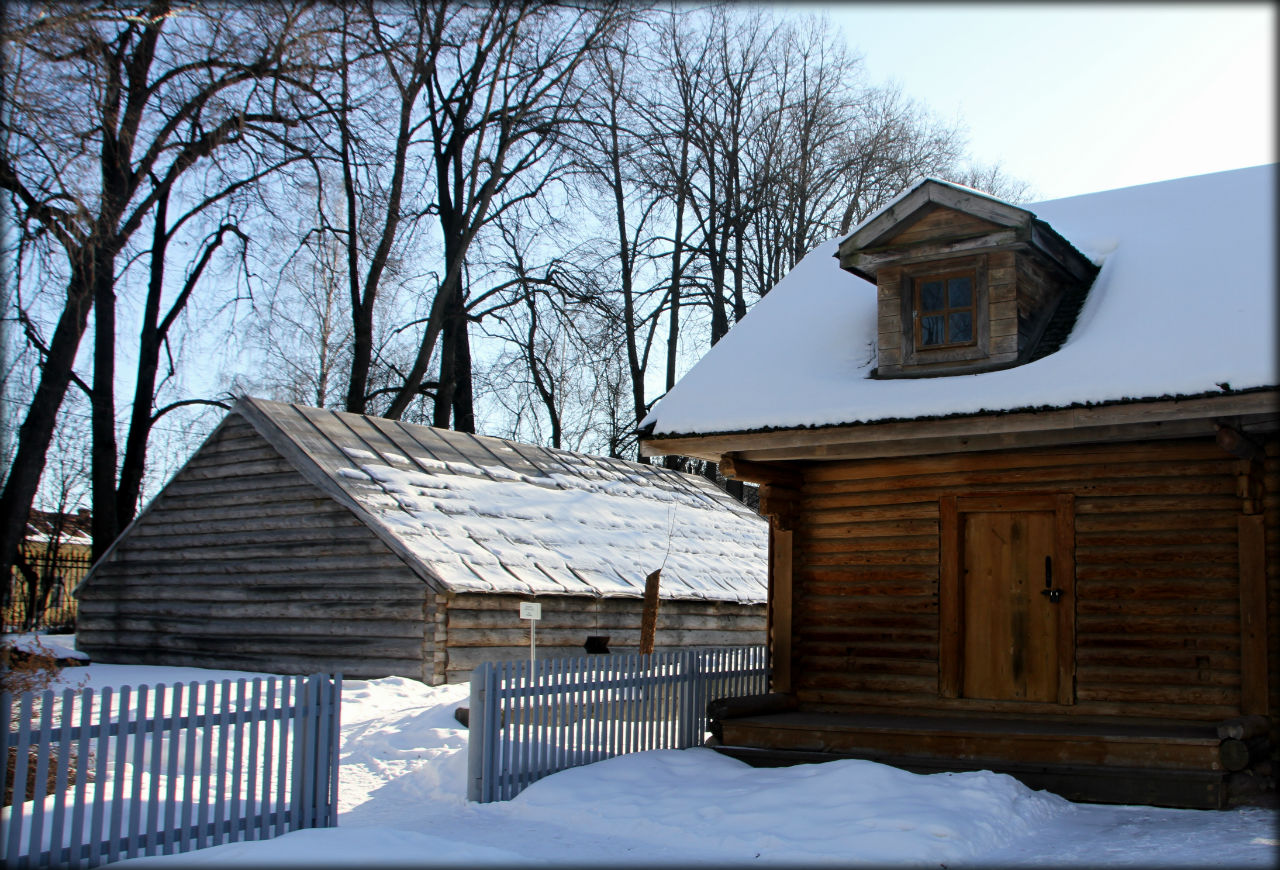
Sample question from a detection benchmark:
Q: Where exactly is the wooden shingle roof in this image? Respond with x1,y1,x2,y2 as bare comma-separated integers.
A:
227,398,767,603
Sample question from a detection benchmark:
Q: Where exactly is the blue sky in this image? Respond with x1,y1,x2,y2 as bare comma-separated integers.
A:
793,3,1275,201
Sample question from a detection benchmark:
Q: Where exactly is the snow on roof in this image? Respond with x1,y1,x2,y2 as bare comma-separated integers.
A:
643,164,1277,437
238,399,766,603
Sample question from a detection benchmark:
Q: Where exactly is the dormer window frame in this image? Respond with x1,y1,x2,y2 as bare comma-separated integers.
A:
899,254,991,369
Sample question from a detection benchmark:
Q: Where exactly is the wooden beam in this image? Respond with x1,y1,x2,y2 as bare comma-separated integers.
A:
719,454,802,488
640,390,1280,463
1237,514,1268,716
1216,424,1264,461
758,484,799,532
769,528,793,694
938,496,960,699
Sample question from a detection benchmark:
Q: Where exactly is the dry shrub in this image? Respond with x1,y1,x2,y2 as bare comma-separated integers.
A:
3,636,92,807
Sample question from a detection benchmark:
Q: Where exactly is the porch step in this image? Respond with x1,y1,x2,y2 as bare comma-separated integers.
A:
712,743,1231,809
716,710,1233,808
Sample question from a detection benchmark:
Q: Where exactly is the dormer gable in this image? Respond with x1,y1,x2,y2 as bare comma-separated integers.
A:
838,179,1098,378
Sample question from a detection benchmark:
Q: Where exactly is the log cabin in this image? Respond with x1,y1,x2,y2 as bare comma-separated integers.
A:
640,165,1278,808
75,398,766,683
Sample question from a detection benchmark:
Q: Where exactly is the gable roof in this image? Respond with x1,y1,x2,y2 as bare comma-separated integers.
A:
148,398,767,603
642,164,1277,439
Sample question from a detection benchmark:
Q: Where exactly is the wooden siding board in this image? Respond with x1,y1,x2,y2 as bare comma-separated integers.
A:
788,437,1249,722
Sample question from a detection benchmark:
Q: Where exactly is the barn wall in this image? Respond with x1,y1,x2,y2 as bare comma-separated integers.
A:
440,592,766,683
790,436,1258,722
77,415,431,681
1264,440,1280,737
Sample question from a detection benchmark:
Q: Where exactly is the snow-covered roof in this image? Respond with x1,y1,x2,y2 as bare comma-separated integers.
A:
643,164,1277,437
235,399,766,603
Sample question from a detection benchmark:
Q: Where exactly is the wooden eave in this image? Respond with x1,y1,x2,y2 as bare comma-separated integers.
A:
640,389,1280,464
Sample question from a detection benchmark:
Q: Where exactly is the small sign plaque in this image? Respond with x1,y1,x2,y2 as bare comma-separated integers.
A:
519,602,542,620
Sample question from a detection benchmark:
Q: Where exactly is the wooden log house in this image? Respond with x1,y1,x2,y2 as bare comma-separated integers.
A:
640,165,1278,808
76,398,766,683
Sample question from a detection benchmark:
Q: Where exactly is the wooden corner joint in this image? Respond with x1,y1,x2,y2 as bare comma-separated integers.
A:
720,453,803,488
759,483,799,531
1216,423,1263,461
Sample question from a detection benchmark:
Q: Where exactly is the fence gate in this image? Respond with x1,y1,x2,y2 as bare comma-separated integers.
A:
468,646,768,802
2,673,341,868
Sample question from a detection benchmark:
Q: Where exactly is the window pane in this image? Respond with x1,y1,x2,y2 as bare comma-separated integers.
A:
920,315,944,346
949,311,973,343
948,276,972,308
920,280,944,311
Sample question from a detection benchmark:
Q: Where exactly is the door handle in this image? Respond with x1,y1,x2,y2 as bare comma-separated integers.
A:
1041,555,1063,603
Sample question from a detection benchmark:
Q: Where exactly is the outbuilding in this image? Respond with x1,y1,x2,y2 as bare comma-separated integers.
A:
76,398,767,683
640,165,1278,808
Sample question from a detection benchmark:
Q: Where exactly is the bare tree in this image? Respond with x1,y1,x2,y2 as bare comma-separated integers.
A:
0,0,326,577
384,2,625,428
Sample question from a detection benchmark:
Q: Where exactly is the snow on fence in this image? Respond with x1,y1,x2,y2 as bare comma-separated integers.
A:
468,646,768,802
2,674,341,868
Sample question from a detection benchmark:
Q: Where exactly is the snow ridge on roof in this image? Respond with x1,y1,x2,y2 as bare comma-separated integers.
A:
240,399,767,603
644,164,1277,437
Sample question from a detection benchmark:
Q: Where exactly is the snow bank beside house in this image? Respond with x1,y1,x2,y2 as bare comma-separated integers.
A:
9,644,1274,868
643,164,1277,437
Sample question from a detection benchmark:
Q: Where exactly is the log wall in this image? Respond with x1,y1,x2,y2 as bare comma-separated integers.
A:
77,415,433,681
789,436,1269,723
440,592,766,684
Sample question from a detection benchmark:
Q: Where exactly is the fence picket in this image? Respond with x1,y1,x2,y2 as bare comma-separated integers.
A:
467,646,765,804
4,674,339,867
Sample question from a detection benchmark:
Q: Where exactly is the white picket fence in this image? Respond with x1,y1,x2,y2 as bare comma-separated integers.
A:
2,674,341,868
468,647,768,802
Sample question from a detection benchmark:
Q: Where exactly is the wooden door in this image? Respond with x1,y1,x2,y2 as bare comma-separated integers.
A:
962,509,1059,701
940,494,1075,705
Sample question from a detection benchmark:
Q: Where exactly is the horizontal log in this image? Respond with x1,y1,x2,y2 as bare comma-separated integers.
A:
798,655,935,677
790,689,1238,722
796,579,937,598
1216,716,1271,740
1076,563,1240,581
73,644,425,681
1077,665,1240,689
77,614,425,641
797,518,938,540
1075,513,1238,533
1218,737,1270,772
447,608,762,632
1077,615,1239,635
796,594,938,617
1076,649,1240,671
804,458,1235,495
76,598,423,621
109,538,392,562
1080,633,1238,652
797,565,939,583
75,630,421,659
804,478,1236,513
800,549,937,567
176,457,298,481
1074,543,1238,564
128,515,374,542
797,535,937,556
1075,579,1238,600
1076,599,1238,618
802,440,1225,484
1075,528,1237,547
707,693,799,721
159,471,322,498
1075,496,1240,514
79,574,423,596
91,553,418,578
446,626,755,648
795,671,935,694
1075,684,1238,707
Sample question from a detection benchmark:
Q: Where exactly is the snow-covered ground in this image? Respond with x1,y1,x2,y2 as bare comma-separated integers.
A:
6,635,1278,867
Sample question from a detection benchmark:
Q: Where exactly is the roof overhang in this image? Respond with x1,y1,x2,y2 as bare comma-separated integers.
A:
640,389,1280,464
836,178,1096,285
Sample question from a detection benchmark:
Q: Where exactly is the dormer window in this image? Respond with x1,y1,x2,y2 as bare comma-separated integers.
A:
916,271,975,349
836,180,1099,379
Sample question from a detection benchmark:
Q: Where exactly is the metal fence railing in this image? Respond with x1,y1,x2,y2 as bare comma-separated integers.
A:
4,546,92,632
468,646,768,803
2,673,341,868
